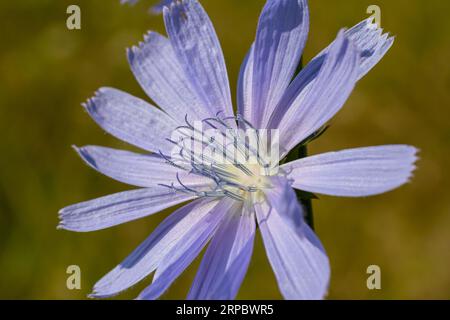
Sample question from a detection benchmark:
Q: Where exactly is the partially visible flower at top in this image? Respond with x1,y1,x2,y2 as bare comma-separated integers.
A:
59,0,418,300
121,0,173,14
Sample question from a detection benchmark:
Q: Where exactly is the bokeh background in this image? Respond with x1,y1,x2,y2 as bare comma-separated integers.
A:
1,0,449,299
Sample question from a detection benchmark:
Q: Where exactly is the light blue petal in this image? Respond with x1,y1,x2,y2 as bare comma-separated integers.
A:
282,145,418,197
237,45,254,123
310,18,394,82
128,32,213,123
163,0,234,120
187,204,255,300
137,197,238,300
58,187,195,232
74,145,211,188
269,17,393,133
250,0,309,127
270,30,359,156
255,178,330,300
265,177,304,229
84,87,177,154
90,199,218,298
343,17,394,80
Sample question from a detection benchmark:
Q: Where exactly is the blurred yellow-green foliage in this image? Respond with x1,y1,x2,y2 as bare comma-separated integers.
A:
0,0,449,299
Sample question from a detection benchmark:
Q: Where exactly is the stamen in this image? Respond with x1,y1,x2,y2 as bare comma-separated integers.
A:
176,173,199,194
223,190,245,201
184,114,194,129
160,114,276,201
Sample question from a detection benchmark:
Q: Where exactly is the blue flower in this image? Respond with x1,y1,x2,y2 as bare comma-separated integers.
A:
60,0,417,300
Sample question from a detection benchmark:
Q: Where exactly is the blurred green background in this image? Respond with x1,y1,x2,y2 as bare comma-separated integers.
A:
0,0,449,299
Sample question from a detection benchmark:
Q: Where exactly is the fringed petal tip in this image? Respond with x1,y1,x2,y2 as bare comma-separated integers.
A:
56,211,70,231
126,31,158,63
405,146,420,182
57,209,76,232
400,145,420,165
80,86,178,154
161,0,188,16
346,17,395,79
152,0,179,15
357,16,393,38
81,88,109,112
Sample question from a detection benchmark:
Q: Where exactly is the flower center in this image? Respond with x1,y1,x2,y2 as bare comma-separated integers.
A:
159,114,279,201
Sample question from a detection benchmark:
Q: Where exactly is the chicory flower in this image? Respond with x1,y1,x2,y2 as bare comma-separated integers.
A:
60,0,417,300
